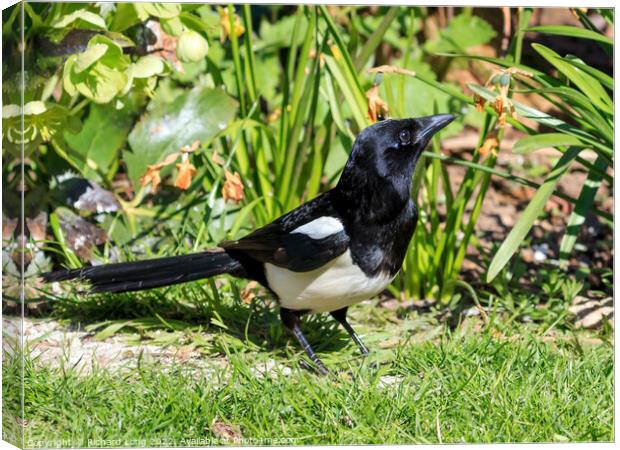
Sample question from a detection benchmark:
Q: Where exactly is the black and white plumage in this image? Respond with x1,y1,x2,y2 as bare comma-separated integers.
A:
43,114,454,374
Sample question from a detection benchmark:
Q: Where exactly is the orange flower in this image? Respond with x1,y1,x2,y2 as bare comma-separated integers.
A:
222,170,244,203
219,8,245,42
175,158,197,190
365,84,389,123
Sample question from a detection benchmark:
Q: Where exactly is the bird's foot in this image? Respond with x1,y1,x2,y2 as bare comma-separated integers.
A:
299,359,330,376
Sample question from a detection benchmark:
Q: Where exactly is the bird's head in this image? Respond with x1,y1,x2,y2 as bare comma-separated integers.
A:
337,114,454,199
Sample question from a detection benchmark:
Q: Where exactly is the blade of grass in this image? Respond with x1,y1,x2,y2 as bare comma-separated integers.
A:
487,146,582,282
525,25,613,45
559,156,608,267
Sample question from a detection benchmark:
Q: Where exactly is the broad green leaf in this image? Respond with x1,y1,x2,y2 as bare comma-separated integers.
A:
88,35,126,67
160,16,184,36
125,87,238,187
532,44,612,114
257,10,310,50
51,9,107,30
64,104,133,180
513,133,585,154
109,3,141,32
73,63,128,104
127,55,165,79
487,147,582,282
323,55,367,130
559,156,607,266
563,57,613,91
73,43,108,74
134,3,181,20
64,35,130,103
63,55,78,96
526,25,613,46
94,320,134,340
425,14,496,53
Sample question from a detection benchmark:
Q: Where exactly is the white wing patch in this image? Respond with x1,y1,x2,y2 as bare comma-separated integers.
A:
291,216,344,240
265,250,393,313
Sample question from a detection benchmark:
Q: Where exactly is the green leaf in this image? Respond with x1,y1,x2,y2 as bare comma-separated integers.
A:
51,9,107,30
487,147,582,282
125,87,238,188
109,3,141,32
74,63,128,104
559,156,607,266
513,133,585,154
134,3,181,20
64,35,130,104
469,84,611,161
526,25,613,46
425,14,496,53
532,44,612,114
2,103,75,157
93,320,134,340
64,104,133,180
563,57,613,91
127,55,165,79
73,43,108,73
257,13,309,50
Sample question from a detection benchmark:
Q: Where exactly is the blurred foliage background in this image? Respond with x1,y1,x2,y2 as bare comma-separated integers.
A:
2,3,613,315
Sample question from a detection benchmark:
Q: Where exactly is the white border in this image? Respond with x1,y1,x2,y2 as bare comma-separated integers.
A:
0,1,616,450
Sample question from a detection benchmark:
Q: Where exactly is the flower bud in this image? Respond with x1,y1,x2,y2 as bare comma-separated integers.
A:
176,30,209,62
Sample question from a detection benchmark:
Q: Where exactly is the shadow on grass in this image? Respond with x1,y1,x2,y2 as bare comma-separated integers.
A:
37,278,351,356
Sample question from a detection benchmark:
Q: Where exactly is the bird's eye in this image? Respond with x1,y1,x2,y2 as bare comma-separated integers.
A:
399,129,411,145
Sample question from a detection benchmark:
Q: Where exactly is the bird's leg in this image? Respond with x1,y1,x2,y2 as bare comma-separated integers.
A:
331,307,369,355
280,308,329,375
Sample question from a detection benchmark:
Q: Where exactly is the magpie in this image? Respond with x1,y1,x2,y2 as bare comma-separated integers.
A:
43,114,454,374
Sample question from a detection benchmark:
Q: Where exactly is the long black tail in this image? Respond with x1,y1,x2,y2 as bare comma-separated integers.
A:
42,250,244,294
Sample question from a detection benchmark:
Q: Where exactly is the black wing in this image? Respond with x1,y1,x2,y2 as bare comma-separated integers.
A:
219,193,349,272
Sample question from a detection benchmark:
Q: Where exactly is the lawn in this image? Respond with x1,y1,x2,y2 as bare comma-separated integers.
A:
2,4,614,447
3,282,614,446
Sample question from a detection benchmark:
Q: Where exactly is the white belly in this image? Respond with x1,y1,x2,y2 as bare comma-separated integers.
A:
265,250,393,313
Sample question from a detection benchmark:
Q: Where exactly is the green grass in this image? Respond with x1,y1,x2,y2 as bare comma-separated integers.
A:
4,282,614,446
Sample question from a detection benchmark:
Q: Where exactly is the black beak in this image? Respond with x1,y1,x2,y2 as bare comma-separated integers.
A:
415,114,455,144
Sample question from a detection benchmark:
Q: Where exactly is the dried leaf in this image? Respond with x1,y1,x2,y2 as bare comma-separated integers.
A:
140,165,163,193
211,151,225,167
175,345,195,363
240,281,258,304
26,212,48,242
474,94,486,113
139,153,180,193
3,216,18,241
267,107,281,123
181,139,201,153
222,170,244,203
211,419,241,440
368,65,416,77
365,84,389,123
174,159,197,190
219,8,244,42
479,135,499,157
